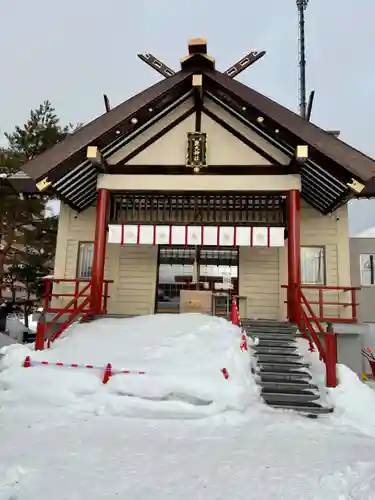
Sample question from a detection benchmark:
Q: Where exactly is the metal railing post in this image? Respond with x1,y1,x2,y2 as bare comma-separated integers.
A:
325,322,337,388
35,310,46,351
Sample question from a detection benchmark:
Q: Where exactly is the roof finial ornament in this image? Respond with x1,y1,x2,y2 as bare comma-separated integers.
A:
180,38,215,69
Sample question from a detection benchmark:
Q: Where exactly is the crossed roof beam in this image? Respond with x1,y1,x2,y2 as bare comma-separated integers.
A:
137,50,266,79
102,48,265,112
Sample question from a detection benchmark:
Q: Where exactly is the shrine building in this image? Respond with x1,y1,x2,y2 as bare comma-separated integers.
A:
9,39,375,324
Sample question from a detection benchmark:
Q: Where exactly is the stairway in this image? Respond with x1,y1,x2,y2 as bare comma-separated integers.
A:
242,319,333,417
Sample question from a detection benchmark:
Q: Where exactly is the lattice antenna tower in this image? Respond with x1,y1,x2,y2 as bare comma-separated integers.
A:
297,0,309,118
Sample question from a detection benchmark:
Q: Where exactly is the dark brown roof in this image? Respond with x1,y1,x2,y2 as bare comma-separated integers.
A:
15,49,375,213
22,69,194,182
202,69,375,183
360,179,375,197
5,172,43,193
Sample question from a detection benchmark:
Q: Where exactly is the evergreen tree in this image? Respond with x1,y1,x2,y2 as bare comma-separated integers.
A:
0,101,74,305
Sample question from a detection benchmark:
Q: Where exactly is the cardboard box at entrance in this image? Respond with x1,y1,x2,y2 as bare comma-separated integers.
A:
179,290,213,315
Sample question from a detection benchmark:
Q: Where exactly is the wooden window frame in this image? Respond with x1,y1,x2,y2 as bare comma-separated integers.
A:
301,245,326,285
76,241,94,279
360,253,375,287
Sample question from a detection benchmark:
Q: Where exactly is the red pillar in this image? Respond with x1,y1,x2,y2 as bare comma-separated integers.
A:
91,189,109,315
287,189,301,322
325,330,337,388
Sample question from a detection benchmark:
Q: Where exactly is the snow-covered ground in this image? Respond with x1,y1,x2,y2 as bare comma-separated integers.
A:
1,314,375,499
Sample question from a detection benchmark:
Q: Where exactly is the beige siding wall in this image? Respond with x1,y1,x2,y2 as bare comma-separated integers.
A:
278,202,351,320
298,202,352,321
53,200,351,320
107,103,290,167
114,245,157,315
239,247,280,320
239,202,351,321
52,203,157,314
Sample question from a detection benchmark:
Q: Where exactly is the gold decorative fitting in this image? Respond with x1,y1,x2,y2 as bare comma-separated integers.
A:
347,178,365,194
87,146,99,160
188,38,207,55
36,177,51,191
192,74,203,86
296,145,309,161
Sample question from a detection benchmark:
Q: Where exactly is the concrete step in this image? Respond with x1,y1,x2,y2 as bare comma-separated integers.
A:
260,380,318,392
242,319,296,327
243,326,297,335
243,321,297,330
245,332,298,341
256,353,302,363
261,388,320,403
257,338,296,347
253,345,298,355
269,400,333,415
91,314,135,319
259,370,312,382
259,361,310,370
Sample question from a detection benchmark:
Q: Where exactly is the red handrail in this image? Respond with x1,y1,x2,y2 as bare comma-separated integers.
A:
281,284,359,323
46,282,91,326
41,278,113,314
282,284,339,387
48,294,91,345
37,278,113,349
298,289,326,362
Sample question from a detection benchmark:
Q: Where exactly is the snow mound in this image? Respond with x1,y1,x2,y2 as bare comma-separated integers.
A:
298,337,375,438
0,314,260,419
330,365,375,438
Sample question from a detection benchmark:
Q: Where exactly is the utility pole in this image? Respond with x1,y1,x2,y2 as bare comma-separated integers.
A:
296,0,309,118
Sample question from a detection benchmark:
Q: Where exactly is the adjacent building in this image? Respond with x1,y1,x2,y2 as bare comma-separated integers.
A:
350,228,375,323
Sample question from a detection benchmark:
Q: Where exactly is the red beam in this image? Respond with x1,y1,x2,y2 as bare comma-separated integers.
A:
287,189,301,322
91,189,109,314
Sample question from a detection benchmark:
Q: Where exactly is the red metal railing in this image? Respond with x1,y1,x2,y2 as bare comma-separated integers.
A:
36,278,113,349
281,285,360,323
281,284,360,388
42,278,112,315
296,287,338,387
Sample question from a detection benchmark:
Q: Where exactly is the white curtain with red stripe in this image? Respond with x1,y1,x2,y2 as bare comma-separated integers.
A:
108,224,285,247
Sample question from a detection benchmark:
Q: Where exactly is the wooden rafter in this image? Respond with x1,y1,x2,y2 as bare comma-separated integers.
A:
224,50,266,79
107,164,300,175
192,75,203,131
137,53,175,78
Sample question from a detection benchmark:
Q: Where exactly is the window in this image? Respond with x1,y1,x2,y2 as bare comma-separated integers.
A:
156,246,239,315
77,242,94,279
301,246,325,285
360,254,375,286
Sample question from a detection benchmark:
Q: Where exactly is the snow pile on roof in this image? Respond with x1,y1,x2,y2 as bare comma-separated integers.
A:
0,314,260,419
353,227,375,238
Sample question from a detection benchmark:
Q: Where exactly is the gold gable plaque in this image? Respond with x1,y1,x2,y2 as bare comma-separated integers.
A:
186,132,207,168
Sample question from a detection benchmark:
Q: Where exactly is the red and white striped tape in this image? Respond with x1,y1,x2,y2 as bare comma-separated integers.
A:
23,356,228,383
108,224,285,247
22,356,146,375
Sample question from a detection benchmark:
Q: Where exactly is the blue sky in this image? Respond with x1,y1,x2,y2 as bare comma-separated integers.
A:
2,0,375,233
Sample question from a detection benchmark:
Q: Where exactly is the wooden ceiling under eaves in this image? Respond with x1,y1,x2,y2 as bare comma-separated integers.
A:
15,38,375,214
